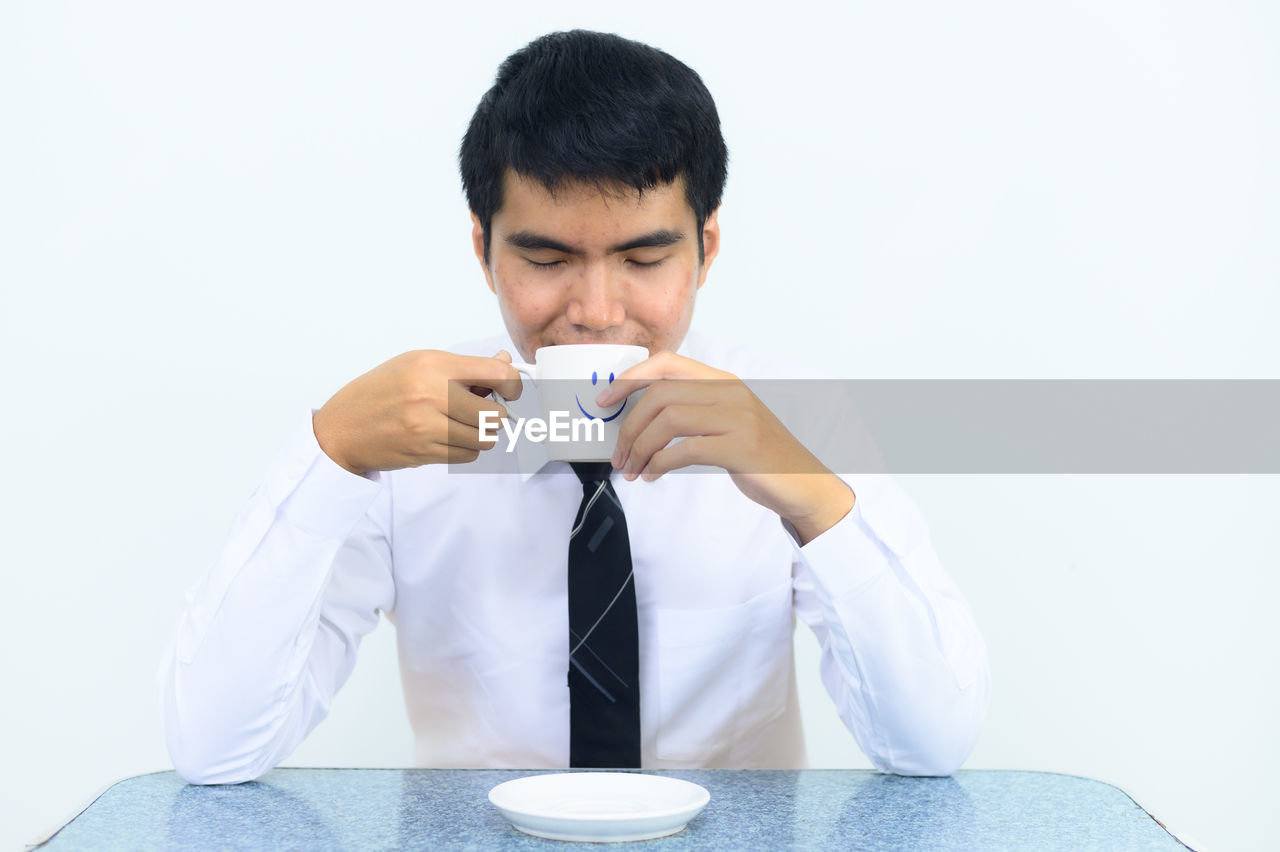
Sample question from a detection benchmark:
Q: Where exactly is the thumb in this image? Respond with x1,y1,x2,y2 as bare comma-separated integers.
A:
493,349,512,363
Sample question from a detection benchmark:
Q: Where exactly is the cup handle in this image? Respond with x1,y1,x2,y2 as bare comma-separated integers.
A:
492,362,535,405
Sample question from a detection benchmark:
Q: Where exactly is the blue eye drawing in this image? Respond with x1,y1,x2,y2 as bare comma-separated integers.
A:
592,371,598,385
609,372,614,383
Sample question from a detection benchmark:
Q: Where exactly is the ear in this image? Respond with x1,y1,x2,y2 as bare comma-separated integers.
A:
471,213,496,294
696,207,721,290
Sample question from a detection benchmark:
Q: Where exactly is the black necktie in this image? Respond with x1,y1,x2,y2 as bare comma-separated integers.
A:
567,461,641,768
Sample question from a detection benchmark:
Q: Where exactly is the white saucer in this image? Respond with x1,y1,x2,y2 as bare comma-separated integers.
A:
488,772,710,842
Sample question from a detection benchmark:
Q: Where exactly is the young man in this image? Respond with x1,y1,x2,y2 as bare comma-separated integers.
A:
160,30,989,783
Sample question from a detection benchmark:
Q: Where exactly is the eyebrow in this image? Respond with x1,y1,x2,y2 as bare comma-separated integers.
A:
504,229,686,256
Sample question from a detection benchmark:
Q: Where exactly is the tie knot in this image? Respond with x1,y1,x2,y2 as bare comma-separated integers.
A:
570,461,614,486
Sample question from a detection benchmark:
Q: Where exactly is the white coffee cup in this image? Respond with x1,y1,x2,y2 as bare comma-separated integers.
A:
498,344,649,462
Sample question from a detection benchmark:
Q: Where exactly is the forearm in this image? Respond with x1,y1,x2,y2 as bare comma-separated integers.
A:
793,476,990,775
158,412,389,784
159,516,344,783
811,560,989,775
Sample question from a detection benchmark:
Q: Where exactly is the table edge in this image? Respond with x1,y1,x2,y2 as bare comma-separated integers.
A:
26,766,1196,851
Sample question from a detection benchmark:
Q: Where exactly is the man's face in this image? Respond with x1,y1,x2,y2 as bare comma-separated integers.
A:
472,170,720,362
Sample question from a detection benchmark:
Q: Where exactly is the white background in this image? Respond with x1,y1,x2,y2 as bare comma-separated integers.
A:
2,2,1277,850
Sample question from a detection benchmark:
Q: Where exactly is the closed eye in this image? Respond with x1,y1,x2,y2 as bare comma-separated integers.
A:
526,258,566,269
626,258,665,269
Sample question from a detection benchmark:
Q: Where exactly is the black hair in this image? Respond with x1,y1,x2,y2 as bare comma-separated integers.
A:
460,30,728,264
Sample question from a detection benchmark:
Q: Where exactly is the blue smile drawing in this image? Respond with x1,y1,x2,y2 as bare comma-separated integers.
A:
576,370,625,421
576,395,627,422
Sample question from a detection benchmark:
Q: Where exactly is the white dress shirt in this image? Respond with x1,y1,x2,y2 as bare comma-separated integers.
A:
158,332,990,785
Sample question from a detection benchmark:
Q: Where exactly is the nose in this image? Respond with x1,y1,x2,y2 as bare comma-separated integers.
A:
565,261,626,331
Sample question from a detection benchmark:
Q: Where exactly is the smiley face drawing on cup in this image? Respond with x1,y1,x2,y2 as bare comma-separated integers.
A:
499,344,648,462
577,369,626,421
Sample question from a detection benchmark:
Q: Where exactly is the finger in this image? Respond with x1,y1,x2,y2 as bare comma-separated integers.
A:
445,412,501,451
448,380,510,428
442,442,482,465
467,350,514,396
595,351,731,406
613,382,724,468
641,435,723,480
447,352,524,401
620,404,736,480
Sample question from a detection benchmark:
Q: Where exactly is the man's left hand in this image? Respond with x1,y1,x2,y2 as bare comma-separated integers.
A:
599,351,855,546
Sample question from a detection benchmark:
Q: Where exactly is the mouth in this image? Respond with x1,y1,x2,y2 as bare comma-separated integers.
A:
550,336,649,350
575,395,627,422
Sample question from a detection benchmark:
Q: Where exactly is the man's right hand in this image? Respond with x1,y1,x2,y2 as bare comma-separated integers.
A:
311,349,524,476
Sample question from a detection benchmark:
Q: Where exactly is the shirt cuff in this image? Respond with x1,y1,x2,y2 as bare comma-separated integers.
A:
786,496,894,602
263,410,385,537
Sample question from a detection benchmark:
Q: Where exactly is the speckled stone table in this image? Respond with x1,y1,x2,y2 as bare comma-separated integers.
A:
32,769,1190,850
